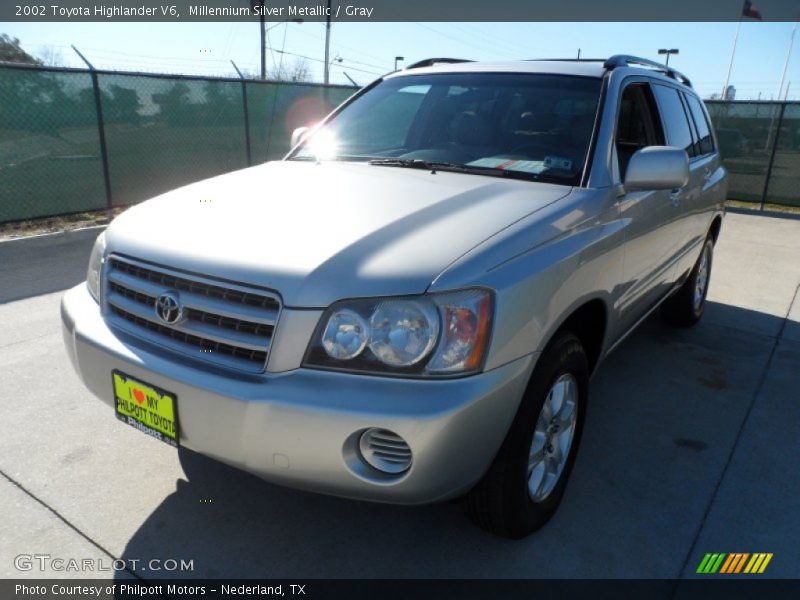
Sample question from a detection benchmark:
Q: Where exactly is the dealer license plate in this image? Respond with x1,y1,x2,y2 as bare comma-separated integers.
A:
112,370,179,447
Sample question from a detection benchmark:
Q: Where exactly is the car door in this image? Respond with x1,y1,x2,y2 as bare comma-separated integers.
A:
678,91,725,274
650,83,705,281
613,80,683,336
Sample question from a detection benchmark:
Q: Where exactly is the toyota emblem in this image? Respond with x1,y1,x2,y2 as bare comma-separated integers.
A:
155,292,183,325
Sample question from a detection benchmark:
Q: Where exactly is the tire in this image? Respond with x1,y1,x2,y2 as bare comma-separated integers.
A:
467,331,589,539
661,237,714,327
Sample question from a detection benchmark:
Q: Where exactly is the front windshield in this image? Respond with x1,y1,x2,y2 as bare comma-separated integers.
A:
290,72,602,184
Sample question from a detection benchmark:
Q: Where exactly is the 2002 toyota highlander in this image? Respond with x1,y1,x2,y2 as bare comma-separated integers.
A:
62,55,727,538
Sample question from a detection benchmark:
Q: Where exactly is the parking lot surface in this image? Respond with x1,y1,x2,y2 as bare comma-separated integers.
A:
0,212,798,579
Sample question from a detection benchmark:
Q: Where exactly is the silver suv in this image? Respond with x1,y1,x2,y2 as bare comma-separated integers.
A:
61,56,726,538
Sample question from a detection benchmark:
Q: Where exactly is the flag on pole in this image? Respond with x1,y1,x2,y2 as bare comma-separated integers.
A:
742,1,762,20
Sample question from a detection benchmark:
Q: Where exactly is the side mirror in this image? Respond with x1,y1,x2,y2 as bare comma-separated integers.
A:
623,146,689,191
290,126,311,148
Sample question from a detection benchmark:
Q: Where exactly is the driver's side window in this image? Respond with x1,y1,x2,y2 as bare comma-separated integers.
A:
616,84,664,178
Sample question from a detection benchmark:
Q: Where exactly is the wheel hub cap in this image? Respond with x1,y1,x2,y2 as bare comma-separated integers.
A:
527,373,578,502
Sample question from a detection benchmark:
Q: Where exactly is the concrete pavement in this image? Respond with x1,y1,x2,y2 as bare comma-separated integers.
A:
0,212,798,579
0,226,103,304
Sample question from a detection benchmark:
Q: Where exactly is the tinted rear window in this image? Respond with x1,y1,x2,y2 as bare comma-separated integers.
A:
653,84,695,157
684,93,714,156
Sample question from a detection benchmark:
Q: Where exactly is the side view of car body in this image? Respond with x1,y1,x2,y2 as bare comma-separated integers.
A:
61,55,727,538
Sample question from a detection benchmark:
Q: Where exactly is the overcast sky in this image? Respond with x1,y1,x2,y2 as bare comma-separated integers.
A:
2,21,797,99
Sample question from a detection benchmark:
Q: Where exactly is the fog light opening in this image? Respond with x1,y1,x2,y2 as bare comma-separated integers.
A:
358,428,412,475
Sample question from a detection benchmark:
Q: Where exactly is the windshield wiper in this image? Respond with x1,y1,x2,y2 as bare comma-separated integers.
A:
288,154,378,162
369,158,479,174
368,158,538,181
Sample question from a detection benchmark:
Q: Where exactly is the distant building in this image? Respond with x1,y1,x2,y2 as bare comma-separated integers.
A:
724,85,736,101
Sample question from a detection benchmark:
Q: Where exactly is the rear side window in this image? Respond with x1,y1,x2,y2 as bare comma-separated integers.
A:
652,84,695,157
684,93,715,156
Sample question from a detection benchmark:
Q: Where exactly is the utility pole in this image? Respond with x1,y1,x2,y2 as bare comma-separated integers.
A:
256,10,303,81
324,0,332,84
258,0,266,79
577,48,581,59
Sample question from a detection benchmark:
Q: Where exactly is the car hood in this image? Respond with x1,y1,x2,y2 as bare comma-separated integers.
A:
105,161,571,307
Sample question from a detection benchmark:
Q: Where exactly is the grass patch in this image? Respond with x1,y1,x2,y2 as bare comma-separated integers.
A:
0,207,126,240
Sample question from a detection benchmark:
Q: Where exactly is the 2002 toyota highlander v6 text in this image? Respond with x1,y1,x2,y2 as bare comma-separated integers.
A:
62,55,727,538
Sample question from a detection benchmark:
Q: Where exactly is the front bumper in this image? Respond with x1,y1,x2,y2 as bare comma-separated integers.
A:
61,284,536,504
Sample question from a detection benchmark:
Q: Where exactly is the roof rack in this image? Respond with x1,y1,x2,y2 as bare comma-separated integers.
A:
603,55,692,87
404,55,692,87
529,55,692,87
528,58,607,63
405,58,474,70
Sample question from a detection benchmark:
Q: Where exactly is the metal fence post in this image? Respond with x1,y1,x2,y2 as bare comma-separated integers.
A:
231,61,252,167
71,46,113,210
760,101,787,211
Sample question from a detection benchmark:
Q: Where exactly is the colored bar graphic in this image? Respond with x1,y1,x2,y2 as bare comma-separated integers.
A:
702,552,775,574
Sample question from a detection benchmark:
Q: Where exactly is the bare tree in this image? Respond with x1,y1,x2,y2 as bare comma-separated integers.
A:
288,58,311,82
268,58,312,83
37,45,64,67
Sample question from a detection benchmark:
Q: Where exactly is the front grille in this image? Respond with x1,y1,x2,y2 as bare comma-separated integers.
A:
104,256,281,373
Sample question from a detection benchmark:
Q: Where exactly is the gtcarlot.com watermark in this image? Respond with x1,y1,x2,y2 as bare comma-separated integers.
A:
14,554,194,573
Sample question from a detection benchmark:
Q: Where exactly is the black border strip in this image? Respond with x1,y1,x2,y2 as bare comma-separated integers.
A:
3,579,799,599
4,0,800,22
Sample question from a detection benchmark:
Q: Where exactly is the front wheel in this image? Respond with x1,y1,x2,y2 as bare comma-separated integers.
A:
661,237,714,327
467,331,589,539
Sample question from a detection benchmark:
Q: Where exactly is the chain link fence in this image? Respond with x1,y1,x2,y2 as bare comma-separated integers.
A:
706,100,800,210
1,63,798,223
0,63,356,222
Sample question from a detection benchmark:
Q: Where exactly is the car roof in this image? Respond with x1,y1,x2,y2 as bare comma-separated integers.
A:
386,60,607,79
384,57,695,92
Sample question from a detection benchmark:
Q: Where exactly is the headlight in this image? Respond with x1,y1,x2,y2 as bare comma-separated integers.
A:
304,289,493,378
322,309,369,359
369,300,439,366
86,231,106,302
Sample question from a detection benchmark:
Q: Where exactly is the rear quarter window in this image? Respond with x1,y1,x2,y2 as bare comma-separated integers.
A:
684,93,715,156
652,84,695,157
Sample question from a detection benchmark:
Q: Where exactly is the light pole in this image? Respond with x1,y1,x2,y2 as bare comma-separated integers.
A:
658,48,679,66
394,56,404,70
